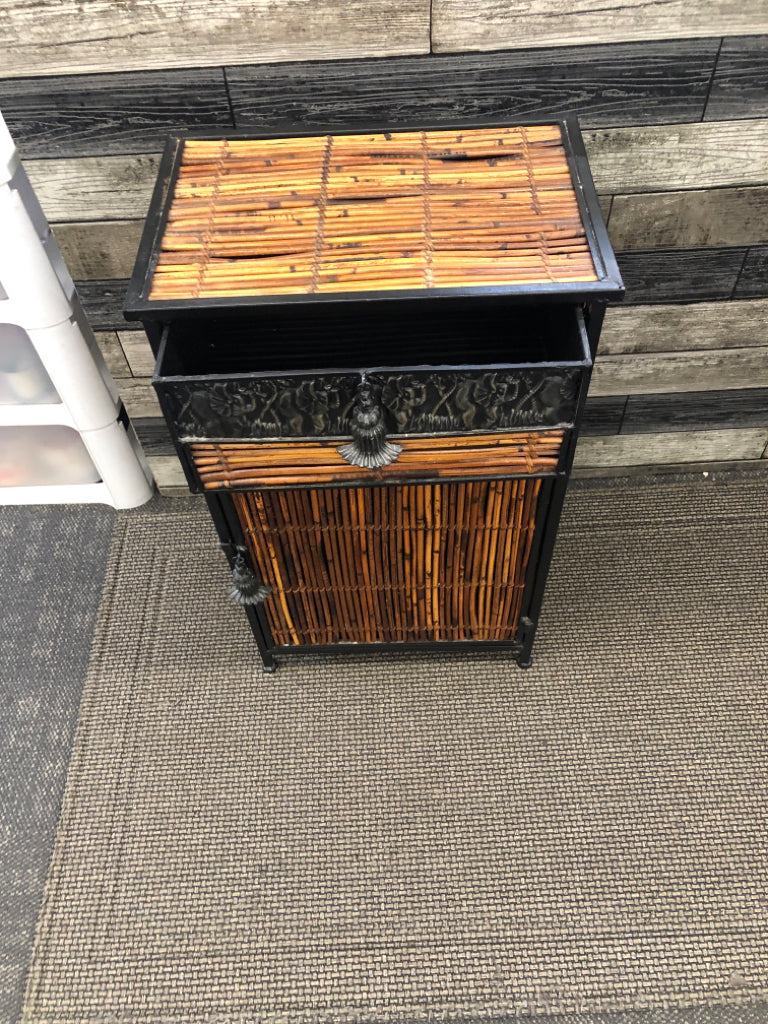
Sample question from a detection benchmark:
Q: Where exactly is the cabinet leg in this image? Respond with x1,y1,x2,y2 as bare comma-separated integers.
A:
516,615,536,669
261,651,277,673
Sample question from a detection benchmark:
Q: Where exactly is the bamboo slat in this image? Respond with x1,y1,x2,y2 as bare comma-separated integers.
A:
232,476,541,647
190,430,565,490
148,125,597,299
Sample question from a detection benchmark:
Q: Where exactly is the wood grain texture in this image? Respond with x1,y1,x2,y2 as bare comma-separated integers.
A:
1,0,430,78
608,188,768,251
75,279,131,330
117,377,162,419
622,388,768,434
591,347,768,397
573,428,768,468
734,246,768,299
226,39,717,132
705,35,768,121
146,455,187,494
25,156,159,222
600,299,768,354
94,331,131,379
431,0,768,52
117,331,155,378
584,120,768,194
617,248,746,304
1,69,232,158
580,396,627,436
25,120,768,227
53,221,143,280
131,418,176,457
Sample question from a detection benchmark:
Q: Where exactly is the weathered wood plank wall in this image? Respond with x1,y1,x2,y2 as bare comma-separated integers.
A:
1,2,767,485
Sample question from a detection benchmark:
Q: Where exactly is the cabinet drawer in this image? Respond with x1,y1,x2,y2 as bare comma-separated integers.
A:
153,302,591,443
190,429,565,490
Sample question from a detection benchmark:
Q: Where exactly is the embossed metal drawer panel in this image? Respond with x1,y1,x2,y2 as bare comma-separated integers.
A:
152,302,591,446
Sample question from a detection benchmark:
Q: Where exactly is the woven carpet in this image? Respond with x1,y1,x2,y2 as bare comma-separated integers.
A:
0,504,115,1024
21,475,768,1023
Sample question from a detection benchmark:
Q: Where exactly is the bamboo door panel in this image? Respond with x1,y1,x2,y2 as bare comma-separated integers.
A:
233,478,542,647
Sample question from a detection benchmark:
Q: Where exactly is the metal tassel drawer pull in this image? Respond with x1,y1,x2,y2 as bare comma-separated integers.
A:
227,552,271,606
337,378,402,469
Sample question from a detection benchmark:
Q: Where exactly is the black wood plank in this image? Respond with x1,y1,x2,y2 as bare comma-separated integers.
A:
76,279,131,330
616,248,747,305
227,39,717,133
581,395,627,436
734,245,768,299
622,388,768,434
0,69,234,158
132,418,176,457
705,35,768,121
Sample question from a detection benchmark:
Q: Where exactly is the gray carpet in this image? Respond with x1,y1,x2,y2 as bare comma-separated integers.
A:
17,475,768,1022
0,504,116,1024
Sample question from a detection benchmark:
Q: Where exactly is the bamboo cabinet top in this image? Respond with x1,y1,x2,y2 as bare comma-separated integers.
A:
125,119,623,318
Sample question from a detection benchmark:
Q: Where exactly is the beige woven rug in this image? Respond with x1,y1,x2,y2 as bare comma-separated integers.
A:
23,476,768,1023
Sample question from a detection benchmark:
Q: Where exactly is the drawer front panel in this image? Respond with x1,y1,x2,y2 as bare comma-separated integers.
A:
157,367,581,442
191,429,565,490
234,477,542,648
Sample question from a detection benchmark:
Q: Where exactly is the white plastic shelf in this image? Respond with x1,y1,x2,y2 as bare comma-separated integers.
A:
0,109,153,508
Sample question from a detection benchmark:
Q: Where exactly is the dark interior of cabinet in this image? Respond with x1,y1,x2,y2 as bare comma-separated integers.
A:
156,301,587,378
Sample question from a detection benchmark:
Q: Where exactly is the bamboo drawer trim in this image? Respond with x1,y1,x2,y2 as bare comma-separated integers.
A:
233,478,542,646
149,126,597,299
191,430,565,488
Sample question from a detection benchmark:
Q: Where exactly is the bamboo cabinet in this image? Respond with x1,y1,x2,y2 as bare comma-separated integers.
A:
125,120,623,672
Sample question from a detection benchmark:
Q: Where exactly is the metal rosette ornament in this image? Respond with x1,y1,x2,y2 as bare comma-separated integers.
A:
337,377,402,469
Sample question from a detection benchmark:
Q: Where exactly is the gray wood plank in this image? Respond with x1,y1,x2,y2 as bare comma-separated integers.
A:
705,35,768,121
25,120,768,225
132,418,176,457
146,455,187,495
2,0,430,78
226,39,716,132
608,187,768,251
25,156,159,222
1,69,232,158
53,221,143,280
117,377,162,419
75,280,131,331
622,388,768,434
117,331,156,378
584,120,768,194
573,457,768,478
591,347,768,397
734,246,768,298
432,1,768,52
581,396,627,436
93,331,131,379
600,299,768,355
573,428,768,469
617,248,746,304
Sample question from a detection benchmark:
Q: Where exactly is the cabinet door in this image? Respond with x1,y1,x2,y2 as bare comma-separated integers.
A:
231,476,546,647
